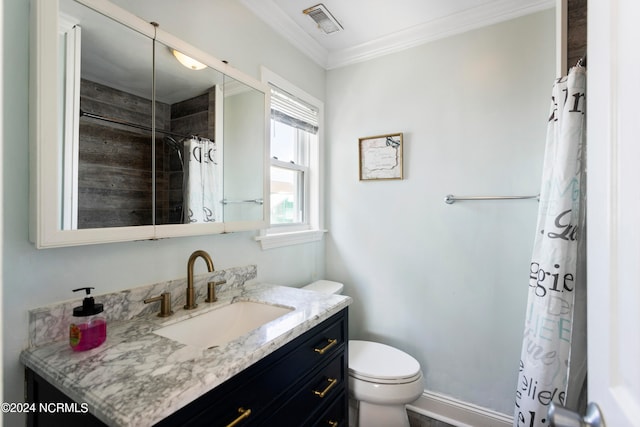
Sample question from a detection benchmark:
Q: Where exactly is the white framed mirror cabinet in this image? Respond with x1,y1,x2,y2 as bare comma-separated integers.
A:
29,0,270,248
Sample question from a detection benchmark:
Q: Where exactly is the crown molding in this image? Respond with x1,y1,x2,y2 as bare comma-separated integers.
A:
327,0,555,69
241,0,554,70
239,0,329,68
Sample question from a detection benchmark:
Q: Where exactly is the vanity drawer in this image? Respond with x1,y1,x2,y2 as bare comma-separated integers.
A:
225,310,346,406
214,315,346,425
225,312,346,418
260,353,346,426
156,309,348,427
271,312,346,383
312,390,348,427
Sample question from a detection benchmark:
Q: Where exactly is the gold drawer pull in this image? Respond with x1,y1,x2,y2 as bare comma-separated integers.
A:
314,338,338,355
226,407,251,427
313,378,338,398
327,421,339,427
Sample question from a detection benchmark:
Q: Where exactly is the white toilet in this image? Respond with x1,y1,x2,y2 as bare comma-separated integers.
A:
303,280,424,427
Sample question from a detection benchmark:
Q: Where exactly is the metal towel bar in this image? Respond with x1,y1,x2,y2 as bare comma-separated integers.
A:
221,199,264,205
444,194,539,204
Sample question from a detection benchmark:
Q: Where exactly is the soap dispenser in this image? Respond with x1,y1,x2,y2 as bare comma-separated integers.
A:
69,287,107,352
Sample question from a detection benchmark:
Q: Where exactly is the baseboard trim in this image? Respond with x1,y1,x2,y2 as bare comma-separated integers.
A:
406,391,513,427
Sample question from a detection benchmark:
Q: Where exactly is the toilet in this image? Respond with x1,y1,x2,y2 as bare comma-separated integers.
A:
302,280,424,427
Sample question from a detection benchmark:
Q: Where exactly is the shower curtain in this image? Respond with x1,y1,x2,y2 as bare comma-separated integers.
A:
185,137,219,223
513,66,587,427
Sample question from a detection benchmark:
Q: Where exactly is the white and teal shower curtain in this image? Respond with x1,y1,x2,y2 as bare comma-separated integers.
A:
513,66,587,427
185,137,219,223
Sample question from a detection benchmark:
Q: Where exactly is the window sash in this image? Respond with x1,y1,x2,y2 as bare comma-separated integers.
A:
270,160,308,225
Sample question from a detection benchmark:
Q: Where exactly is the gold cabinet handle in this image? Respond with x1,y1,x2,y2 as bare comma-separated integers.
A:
327,421,339,427
313,378,338,398
314,338,338,355
226,407,251,427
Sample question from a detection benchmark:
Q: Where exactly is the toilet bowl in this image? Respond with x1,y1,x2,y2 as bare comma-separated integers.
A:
302,280,424,427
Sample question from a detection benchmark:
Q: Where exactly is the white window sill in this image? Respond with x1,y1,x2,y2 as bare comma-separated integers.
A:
255,229,327,250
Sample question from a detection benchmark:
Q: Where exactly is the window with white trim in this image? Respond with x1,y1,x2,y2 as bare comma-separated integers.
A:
270,87,316,226
257,68,324,249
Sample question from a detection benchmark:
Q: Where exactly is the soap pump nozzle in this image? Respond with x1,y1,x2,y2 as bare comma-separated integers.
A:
72,287,103,316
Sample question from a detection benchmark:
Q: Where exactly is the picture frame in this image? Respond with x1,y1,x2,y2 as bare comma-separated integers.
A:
358,133,403,180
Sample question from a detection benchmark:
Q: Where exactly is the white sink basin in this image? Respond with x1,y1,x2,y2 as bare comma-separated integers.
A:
153,301,294,349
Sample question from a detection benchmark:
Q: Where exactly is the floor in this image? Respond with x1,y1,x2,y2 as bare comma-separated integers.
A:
408,410,456,427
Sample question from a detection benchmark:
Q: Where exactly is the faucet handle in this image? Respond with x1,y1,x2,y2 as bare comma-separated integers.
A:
144,292,174,317
205,279,227,303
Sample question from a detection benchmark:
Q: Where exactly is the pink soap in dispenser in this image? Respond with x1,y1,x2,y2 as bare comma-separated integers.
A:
69,287,107,352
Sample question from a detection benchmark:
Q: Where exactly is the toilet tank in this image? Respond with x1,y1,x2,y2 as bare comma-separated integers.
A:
303,280,344,295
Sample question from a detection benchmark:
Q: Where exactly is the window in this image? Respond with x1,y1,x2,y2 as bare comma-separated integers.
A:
270,88,315,225
257,68,325,249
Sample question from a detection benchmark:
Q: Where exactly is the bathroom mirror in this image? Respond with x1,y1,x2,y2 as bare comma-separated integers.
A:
152,37,225,226
30,0,269,247
59,0,156,230
221,73,266,225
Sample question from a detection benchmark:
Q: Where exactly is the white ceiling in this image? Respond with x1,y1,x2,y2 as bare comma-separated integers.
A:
62,0,246,105
241,0,555,69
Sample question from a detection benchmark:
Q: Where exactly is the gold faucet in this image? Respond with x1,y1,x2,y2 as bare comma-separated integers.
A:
185,250,214,310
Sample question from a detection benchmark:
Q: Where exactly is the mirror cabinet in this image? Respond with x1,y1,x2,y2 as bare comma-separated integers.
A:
30,0,269,248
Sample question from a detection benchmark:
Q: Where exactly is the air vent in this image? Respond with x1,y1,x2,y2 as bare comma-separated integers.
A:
303,4,343,34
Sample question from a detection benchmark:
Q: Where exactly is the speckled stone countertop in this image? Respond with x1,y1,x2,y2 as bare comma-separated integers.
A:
20,282,351,427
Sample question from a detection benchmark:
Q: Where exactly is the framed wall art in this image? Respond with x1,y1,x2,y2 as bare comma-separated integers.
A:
358,133,403,180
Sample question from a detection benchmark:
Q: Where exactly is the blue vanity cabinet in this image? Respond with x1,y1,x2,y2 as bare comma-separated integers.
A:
25,368,108,427
157,308,349,427
25,308,349,427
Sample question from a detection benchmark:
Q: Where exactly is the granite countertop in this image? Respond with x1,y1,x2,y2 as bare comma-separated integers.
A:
20,283,351,427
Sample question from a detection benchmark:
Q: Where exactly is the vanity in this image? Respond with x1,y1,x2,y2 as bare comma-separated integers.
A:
21,272,351,427
23,0,346,422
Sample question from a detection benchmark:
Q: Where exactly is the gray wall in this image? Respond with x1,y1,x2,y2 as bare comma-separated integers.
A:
2,0,325,424
325,9,555,414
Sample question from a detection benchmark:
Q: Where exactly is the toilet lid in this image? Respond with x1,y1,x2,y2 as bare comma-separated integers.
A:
348,340,421,383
